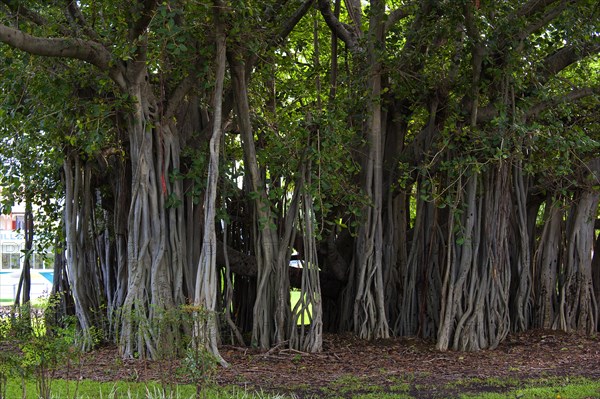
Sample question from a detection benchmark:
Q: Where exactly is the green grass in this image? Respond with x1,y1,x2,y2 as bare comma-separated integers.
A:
0,296,49,306
306,375,600,399
457,377,600,399
2,375,600,399
289,290,312,325
3,378,290,399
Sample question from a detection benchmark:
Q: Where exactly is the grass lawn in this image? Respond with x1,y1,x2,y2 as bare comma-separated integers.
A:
3,378,288,399
3,376,600,398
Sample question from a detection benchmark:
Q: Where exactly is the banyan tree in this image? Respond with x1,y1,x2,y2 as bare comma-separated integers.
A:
0,0,598,361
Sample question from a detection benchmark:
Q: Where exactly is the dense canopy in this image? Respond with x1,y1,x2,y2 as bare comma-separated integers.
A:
0,0,598,362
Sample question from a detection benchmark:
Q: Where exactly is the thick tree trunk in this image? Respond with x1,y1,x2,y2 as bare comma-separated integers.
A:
511,162,532,332
592,230,600,331
397,192,444,339
383,189,405,335
230,58,286,349
353,0,389,341
437,174,478,351
533,199,562,329
119,76,186,358
437,164,512,351
107,156,130,335
382,104,410,336
558,189,599,333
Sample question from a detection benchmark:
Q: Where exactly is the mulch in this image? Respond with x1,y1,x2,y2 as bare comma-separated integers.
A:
53,329,600,398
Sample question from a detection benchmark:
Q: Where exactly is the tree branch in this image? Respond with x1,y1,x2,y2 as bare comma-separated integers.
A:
317,0,359,52
518,0,572,41
0,24,126,89
246,0,315,78
345,0,363,38
65,0,102,42
0,24,107,67
0,0,49,27
525,87,599,120
0,0,72,36
516,0,561,19
541,42,600,81
384,7,410,33
478,39,600,124
277,0,315,43
128,0,159,42
123,0,159,81
164,73,199,120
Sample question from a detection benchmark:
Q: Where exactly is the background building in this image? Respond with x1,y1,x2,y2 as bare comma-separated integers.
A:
0,204,54,301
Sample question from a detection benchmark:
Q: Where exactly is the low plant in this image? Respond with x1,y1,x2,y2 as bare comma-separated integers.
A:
0,297,81,399
180,305,219,399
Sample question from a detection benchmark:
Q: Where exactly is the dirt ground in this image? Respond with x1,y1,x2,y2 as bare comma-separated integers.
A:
55,329,600,398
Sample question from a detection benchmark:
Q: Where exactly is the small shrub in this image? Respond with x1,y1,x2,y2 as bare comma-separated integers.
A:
180,305,219,399
0,299,80,399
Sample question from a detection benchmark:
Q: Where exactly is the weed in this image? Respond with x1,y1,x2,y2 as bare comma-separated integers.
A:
291,354,302,364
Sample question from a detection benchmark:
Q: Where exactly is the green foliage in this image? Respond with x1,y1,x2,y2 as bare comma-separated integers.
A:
0,299,80,399
179,305,219,399
116,303,219,399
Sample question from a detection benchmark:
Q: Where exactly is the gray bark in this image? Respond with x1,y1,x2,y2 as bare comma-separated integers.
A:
194,3,228,365
63,155,104,350
290,167,323,352
230,58,282,349
533,200,562,329
558,190,599,333
511,163,532,332
353,0,389,341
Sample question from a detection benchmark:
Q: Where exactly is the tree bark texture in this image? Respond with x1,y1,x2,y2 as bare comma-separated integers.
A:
194,4,227,365
352,0,390,341
558,190,599,333
63,155,105,350
290,167,323,352
119,75,186,358
533,200,563,329
437,163,513,351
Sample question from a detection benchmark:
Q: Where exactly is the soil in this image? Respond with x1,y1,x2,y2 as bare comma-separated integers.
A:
54,329,600,398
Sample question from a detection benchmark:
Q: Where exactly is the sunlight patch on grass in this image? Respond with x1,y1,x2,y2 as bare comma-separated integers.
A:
290,290,311,325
